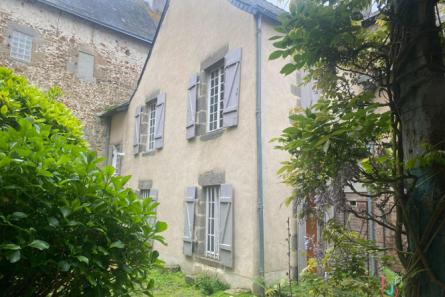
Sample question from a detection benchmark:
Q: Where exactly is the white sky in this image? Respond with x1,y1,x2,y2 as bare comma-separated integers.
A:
267,0,290,10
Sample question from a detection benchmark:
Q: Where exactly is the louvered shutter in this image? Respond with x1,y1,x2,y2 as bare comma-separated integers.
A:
301,80,319,109
183,186,196,256
223,48,242,128
186,75,198,139
219,184,233,267
133,105,143,154
154,93,166,149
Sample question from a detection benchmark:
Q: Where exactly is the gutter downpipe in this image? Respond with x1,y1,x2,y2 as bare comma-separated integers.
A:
255,9,265,295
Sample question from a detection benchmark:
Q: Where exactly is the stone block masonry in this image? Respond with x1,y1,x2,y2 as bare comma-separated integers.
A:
0,0,151,155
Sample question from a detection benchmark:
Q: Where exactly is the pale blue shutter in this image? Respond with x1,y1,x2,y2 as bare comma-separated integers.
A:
154,93,166,149
223,48,242,128
183,186,196,256
186,74,199,139
219,184,233,267
300,80,319,109
133,106,143,154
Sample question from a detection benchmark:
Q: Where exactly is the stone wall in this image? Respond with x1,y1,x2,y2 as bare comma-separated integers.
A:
0,0,150,154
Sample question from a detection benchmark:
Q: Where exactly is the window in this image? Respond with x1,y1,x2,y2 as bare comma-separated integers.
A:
110,145,123,176
10,31,32,63
140,189,150,199
77,51,95,81
146,100,157,151
205,186,220,259
207,65,225,132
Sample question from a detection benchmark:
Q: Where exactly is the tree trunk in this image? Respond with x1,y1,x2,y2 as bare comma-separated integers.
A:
393,0,445,296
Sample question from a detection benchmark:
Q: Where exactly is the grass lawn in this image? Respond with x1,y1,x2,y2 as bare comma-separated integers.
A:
148,268,255,297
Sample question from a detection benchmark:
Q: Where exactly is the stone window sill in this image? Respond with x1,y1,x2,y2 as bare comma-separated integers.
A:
142,150,156,156
199,128,224,142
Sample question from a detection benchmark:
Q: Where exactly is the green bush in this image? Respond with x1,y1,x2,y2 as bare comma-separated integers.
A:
193,274,230,295
0,68,166,296
298,221,381,297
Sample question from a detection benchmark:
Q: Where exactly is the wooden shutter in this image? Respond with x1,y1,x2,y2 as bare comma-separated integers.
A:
133,105,143,154
223,48,242,128
183,186,196,256
219,184,233,267
154,92,166,149
301,80,319,109
186,74,199,140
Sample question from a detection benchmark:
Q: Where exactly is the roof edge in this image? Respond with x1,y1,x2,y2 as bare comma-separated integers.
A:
127,0,170,106
230,0,284,22
99,101,130,118
36,0,153,44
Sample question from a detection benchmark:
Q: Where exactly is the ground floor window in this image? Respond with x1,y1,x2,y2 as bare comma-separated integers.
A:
205,185,220,259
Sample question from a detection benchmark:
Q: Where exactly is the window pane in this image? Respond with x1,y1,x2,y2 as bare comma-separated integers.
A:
207,66,225,132
205,186,220,259
147,100,157,151
10,31,32,62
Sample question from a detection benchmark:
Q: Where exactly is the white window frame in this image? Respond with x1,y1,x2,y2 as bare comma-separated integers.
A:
205,186,220,259
10,30,33,63
207,64,225,132
146,99,157,151
111,145,123,176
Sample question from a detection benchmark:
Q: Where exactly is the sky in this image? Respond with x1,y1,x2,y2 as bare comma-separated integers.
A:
267,0,290,10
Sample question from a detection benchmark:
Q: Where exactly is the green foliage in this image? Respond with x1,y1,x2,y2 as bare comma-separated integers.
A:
0,68,165,296
193,275,230,296
298,221,382,297
0,67,84,144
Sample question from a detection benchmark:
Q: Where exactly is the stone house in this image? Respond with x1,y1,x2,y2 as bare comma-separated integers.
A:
102,0,395,291
102,0,307,291
0,0,162,153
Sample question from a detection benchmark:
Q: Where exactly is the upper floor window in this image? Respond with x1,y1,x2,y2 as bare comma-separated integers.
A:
146,99,157,151
207,65,225,132
77,51,95,81
10,31,32,63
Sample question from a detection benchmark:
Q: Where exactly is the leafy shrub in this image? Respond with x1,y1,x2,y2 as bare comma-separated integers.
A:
193,274,230,295
299,220,381,297
0,68,166,296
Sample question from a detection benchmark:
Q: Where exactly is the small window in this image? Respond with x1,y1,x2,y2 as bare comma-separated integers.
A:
77,51,95,81
10,31,33,63
207,65,225,132
110,144,123,176
146,100,157,151
140,189,151,199
205,185,220,259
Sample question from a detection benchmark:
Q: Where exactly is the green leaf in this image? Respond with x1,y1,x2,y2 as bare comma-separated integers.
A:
48,217,59,227
76,255,89,265
280,63,298,75
110,240,125,249
0,244,21,250
1,104,8,115
155,221,168,232
28,240,49,250
269,50,284,60
59,207,71,218
58,260,70,272
11,212,28,220
7,250,20,263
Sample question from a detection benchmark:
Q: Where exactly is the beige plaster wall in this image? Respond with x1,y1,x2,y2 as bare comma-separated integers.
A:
119,0,259,288
261,19,296,282
0,0,150,154
109,111,128,146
